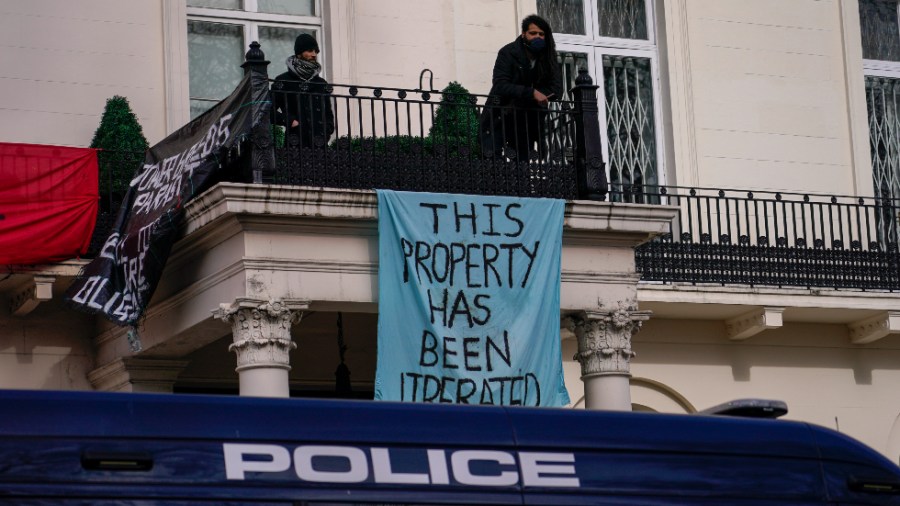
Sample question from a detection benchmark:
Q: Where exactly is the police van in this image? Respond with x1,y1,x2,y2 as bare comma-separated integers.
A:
0,389,898,505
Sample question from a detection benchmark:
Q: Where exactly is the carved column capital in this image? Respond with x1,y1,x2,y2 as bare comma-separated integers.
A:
214,299,307,372
566,302,651,378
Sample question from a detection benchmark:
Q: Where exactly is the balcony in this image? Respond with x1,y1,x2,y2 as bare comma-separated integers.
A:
7,41,898,403
623,186,900,292
92,139,900,296
85,44,900,296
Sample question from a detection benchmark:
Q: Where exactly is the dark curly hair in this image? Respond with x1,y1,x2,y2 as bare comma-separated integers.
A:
520,14,558,81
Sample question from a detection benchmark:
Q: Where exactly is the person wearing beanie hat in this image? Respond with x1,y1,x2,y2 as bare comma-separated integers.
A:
272,33,335,149
294,33,319,55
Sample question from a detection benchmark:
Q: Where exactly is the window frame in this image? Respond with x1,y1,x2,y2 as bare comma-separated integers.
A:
549,0,667,188
558,43,666,189
863,58,900,78
860,0,900,77
553,0,658,50
185,0,324,119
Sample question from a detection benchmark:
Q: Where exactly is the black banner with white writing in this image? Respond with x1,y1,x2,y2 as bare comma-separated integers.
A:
66,72,268,326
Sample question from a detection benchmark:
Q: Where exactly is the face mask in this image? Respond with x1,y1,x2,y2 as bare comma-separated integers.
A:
526,37,546,52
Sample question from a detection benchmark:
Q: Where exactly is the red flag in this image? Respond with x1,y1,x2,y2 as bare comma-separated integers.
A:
0,143,99,264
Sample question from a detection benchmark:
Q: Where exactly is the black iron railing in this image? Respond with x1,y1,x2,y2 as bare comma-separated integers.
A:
271,83,581,198
87,43,900,292
626,186,900,291
241,41,607,200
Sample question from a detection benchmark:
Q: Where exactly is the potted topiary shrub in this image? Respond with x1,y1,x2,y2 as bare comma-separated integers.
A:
90,96,149,210
428,81,479,156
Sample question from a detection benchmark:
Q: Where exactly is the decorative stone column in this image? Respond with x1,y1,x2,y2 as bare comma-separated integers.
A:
566,302,651,411
214,299,307,397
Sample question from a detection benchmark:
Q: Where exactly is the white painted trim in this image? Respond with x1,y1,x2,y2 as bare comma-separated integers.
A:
163,0,191,134
517,0,538,37
557,35,656,52
840,0,877,198
185,6,319,25
654,0,676,189
660,0,698,187
324,0,356,85
863,60,900,76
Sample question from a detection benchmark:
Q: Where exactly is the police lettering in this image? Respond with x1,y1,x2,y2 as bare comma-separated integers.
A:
223,444,579,488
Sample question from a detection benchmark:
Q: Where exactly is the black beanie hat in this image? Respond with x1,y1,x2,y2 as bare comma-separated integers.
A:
294,33,319,55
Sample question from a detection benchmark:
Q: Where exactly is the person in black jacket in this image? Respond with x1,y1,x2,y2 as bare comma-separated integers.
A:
272,33,335,149
480,14,563,162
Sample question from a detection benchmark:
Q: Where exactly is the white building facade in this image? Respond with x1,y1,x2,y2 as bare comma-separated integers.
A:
2,0,900,462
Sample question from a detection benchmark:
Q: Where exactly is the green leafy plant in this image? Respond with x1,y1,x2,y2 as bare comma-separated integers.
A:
90,96,149,198
326,82,480,157
429,81,480,157
329,135,431,153
429,81,479,145
272,124,285,149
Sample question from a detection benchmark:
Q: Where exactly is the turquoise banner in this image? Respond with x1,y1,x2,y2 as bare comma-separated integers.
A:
375,190,570,407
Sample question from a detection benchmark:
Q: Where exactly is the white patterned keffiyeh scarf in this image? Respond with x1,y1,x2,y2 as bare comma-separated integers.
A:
286,55,321,82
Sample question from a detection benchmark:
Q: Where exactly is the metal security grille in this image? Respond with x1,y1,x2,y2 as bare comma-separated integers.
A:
558,52,590,100
550,52,591,165
603,54,658,202
865,75,900,245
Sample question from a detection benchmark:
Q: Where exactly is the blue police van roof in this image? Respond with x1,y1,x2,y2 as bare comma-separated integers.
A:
1,389,898,504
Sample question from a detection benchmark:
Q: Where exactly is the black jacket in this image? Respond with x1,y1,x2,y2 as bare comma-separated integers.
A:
480,38,563,157
488,38,562,107
272,70,335,147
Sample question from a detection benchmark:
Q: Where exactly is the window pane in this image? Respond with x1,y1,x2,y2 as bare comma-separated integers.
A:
187,0,242,9
865,75,900,244
546,52,591,168
188,20,244,118
258,0,314,16
260,26,315,66
603,55,657,193
597,0,648,40
557,51,590,100
537,0,586,35
859,0,900,61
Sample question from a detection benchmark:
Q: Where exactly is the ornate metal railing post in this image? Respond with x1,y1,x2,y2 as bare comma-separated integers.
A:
241,41,275,184
571,68,608,200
